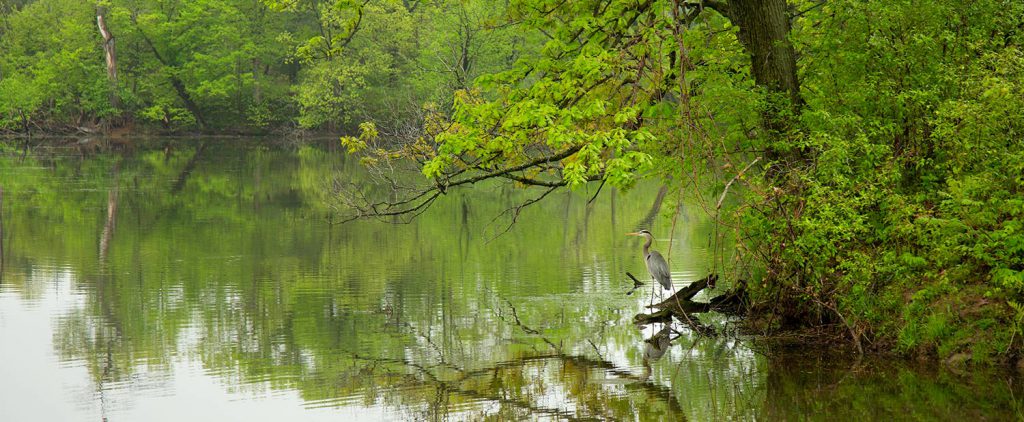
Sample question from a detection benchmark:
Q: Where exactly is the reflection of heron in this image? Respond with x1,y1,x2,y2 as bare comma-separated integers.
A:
628,230,673,305
641,325,675,380
643,325,674,362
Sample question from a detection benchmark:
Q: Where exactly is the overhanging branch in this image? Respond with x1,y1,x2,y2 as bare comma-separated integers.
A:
334,145,593,224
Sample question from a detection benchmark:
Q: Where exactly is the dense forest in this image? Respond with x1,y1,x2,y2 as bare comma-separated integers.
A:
2,0,1023,365
0,0,524,133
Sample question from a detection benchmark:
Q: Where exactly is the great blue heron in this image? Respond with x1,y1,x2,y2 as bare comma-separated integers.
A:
628,230,673,305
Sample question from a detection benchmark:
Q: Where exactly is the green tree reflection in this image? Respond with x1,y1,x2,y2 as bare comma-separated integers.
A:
1,139,1020,420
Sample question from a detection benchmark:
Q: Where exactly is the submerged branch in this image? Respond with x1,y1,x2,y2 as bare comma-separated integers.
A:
500,297,563,353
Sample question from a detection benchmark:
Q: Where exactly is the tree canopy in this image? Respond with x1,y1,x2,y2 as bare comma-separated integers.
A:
0,0,524,133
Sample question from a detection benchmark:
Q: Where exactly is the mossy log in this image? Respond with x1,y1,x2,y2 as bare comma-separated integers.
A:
633,274,747,326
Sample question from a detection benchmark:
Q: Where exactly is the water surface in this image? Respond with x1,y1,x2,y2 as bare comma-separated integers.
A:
0,138,1019,420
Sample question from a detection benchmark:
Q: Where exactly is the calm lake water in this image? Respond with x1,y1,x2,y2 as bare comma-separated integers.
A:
0,137,1020,421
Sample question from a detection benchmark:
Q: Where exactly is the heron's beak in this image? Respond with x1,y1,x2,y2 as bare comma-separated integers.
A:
626,232,640,236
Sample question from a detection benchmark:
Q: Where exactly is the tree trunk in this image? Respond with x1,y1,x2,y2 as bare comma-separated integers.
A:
168,77,207,129
97,7,119,109
252,58,262,104
633,274,748,326
726,0,801,107
706,0,804,160
97,8,117,83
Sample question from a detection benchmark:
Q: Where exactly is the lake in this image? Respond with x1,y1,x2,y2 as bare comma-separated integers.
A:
0,137,1019,421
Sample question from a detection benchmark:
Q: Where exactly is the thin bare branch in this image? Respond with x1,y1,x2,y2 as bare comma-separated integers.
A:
716,156,761,210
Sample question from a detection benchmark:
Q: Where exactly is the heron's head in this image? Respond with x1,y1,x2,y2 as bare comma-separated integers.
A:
627,230,654,239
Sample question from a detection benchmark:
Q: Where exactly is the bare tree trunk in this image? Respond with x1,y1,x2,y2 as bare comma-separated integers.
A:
97,9,117,82
97,7,119,108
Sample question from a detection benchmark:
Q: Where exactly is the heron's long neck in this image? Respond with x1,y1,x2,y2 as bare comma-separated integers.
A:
643,236,652,256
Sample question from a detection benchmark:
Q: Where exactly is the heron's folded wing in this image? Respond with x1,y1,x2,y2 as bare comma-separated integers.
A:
646,250,672,287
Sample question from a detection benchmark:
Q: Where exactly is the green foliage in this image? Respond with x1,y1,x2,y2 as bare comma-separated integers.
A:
282,0,525,131
743,0,1024,361
358,0,1023,361
0,0,116,129
401,0,701,190
340,121,378,152
110,0,298,129
0,0,532,133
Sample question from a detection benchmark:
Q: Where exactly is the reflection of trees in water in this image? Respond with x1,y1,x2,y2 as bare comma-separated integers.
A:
1,186,5,277
12,139,1016,420
3,139,683,418
758,351,1024,420
636,184,668,230
337,351,687,421
99,160,120,263
289,297,687,420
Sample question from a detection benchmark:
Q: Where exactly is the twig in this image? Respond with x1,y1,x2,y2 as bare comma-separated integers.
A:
813,296,864,355
486,186,559,242
587,179,606,205
587,339,605,361
716,156,761,210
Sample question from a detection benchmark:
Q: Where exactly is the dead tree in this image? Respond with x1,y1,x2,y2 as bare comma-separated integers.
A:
97,6,119,109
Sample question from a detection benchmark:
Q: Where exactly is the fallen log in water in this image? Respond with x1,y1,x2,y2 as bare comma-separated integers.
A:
632,274,747,329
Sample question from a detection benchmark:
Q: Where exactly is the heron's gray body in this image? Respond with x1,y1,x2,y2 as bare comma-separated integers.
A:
639,230,672,291
645,250,672,290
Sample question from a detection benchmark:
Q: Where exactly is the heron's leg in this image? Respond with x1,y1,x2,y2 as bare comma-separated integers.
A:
649,281,655,307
